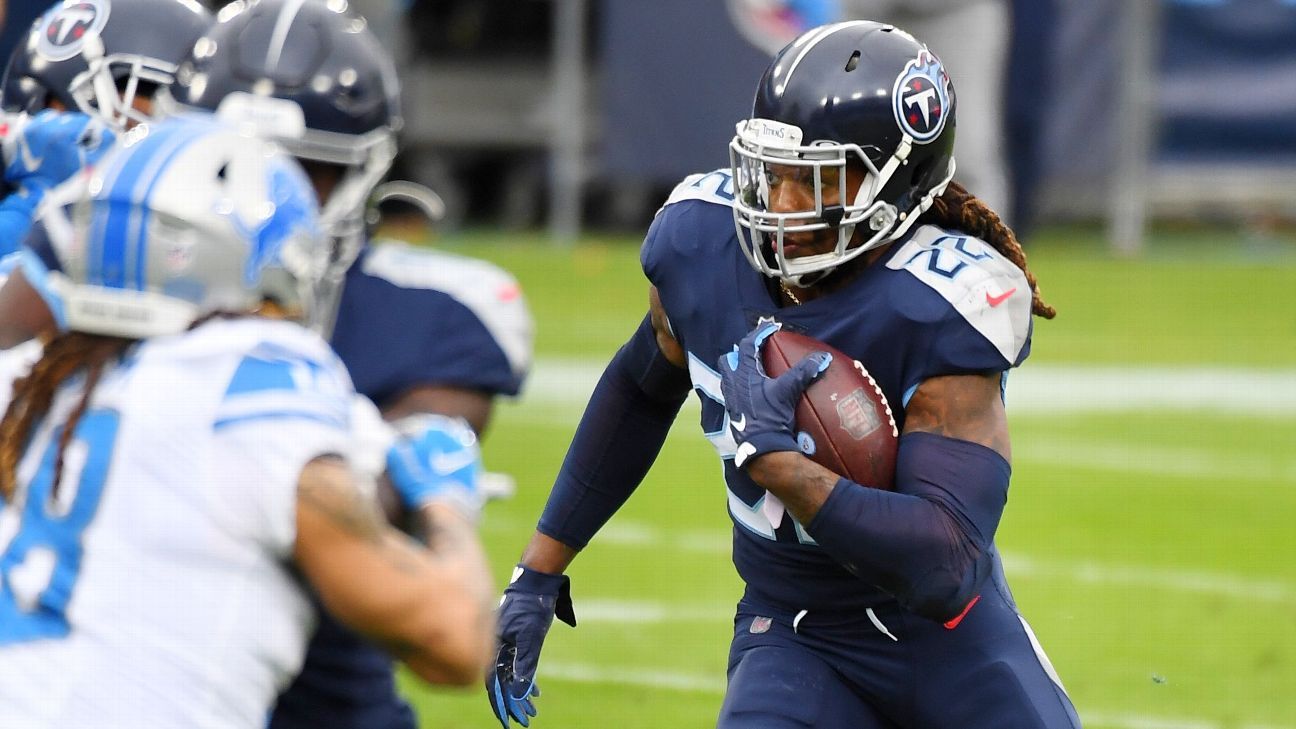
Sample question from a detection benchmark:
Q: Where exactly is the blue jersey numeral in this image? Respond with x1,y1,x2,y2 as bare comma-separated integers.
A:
901,234,992,280
0,409,120,644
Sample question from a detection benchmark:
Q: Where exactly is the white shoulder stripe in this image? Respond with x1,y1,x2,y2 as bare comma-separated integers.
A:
660,169,735,211
266,0,308,69
363,241,534,377
777,21,879,95
887,225,1031,364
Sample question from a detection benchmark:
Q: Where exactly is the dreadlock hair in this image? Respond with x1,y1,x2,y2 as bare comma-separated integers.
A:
924,181,1056,319
0,332,134,503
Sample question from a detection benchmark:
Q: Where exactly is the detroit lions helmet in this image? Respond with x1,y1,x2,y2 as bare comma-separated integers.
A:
45,114,324,338
730,21,957,284
1,0,212,130
168,0,401,325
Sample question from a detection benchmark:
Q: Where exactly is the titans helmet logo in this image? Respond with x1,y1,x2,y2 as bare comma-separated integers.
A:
891,50,953,144
36,0,111,62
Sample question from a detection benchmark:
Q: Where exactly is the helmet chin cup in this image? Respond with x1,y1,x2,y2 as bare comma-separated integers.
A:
869,206,896,232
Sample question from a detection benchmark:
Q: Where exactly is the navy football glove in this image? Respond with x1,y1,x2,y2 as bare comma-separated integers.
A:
719,322,831,468
385,414,483,522
487,565,576,728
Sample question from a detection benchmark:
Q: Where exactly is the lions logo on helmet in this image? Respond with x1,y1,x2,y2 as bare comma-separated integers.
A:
891,50,953,144
36,0,112,62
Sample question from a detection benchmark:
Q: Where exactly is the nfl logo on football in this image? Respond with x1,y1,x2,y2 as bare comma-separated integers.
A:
836,388,882,440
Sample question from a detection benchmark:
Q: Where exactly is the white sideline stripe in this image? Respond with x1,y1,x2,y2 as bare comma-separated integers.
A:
540,662,1291,729
521,359,1296,417
542,661,724,694
1013,440,1296,484
1002,554,1296,604
577,599,728,624
501,406,1296,483
571,521,1296,606
572,554,1296,626
1081,713,1292,729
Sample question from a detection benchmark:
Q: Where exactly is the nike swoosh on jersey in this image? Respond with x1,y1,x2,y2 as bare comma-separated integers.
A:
18,138,42,173
430,449,478,475
985,287,1017,307
731,414,747,432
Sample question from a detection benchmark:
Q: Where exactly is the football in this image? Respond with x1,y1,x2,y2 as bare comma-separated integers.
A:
761,329,899,489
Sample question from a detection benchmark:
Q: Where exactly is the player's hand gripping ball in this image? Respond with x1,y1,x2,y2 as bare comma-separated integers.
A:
761,328,899,489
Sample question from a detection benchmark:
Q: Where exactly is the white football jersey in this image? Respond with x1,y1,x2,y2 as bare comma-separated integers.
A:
0,318,365,729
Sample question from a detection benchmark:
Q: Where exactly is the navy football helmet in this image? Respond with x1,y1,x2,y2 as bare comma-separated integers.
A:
1,0,212,129
168,0,400,263
166,0,401,331
730,21,957,284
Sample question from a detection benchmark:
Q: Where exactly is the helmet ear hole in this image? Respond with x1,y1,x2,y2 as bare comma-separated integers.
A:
908,158,935,190
216,163,229,181
844,51,861,72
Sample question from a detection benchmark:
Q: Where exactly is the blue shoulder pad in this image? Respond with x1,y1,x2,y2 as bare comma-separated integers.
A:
216,342,352,431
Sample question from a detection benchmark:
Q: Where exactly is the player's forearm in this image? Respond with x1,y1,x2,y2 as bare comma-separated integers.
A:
402,503,495,684
745,451,838,524
519,531,580,574
296,461,494,685
749,433,1010,622
536,315,690,549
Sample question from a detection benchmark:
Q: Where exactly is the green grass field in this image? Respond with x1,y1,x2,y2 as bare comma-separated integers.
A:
386,225,1296,728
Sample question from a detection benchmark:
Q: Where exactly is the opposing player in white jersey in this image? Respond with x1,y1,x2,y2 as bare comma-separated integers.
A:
0,115,495,728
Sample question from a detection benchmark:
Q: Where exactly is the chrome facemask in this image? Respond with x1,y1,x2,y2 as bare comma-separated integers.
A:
729,117,951,286
68,36,177,130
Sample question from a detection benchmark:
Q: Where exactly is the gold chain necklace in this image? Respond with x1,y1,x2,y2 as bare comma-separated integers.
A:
779,281,804,306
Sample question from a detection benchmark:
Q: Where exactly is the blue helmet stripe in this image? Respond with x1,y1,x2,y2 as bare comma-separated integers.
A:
94,123,187,288
130,124,215,290
83,135,136,288
93,122,202,289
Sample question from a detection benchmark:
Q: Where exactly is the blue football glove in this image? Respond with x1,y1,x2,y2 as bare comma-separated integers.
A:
719,322,831,468
2,110,116,193
487,565,577,728
384,414,483,521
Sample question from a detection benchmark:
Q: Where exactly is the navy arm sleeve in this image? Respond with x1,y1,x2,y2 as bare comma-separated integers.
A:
537,315,692,550
805,431,1010,622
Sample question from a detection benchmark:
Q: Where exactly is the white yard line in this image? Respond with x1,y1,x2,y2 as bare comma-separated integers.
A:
542,661,724,694
1012,440,1296,484
529,520,1295,606
539,662,1291,729
520,360,1296,417
505,360,1296,483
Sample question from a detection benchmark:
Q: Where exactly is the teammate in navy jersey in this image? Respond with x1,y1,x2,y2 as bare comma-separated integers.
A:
488,21,1080,729
162,3,533,728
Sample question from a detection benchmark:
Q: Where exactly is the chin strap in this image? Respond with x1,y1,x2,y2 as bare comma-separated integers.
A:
886,157,957,245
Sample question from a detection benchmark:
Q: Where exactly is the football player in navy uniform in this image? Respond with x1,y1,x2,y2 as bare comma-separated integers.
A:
488,21,1081,729
165,2,533,728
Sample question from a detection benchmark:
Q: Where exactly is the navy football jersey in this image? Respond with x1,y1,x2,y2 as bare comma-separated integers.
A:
644,169,1032,614
332,241,533,401
272,240,533,729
